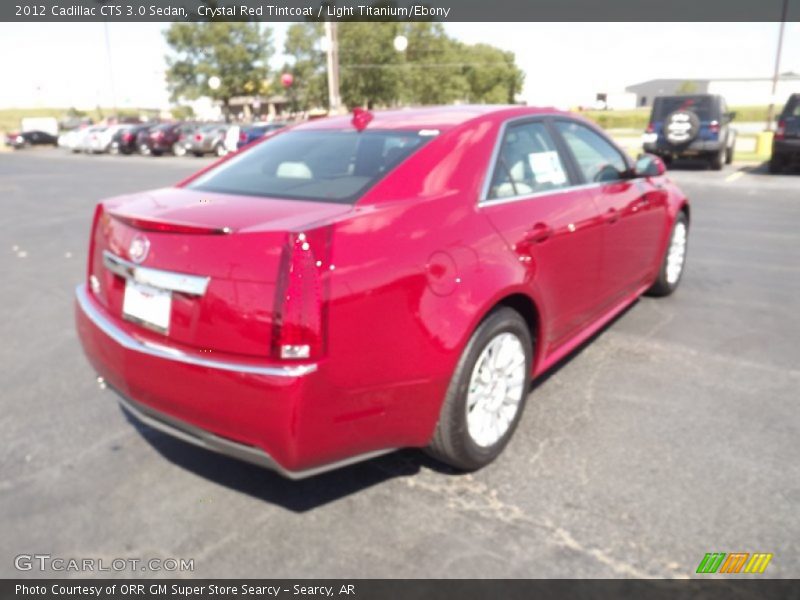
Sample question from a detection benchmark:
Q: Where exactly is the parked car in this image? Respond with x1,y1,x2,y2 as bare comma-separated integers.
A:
86,124,131,154
75,106,690,478
77,126,109,154
236,122,287,150
138,122,198,156
770,93,800,173
109,124,152,155
59,127,90,153
6,130,58,148
642,94,736,170
184,123,230,157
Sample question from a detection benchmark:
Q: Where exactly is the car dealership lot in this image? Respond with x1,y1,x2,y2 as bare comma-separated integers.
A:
1,150,798,578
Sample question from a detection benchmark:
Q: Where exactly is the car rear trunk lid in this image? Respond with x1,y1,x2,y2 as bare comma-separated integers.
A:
88,187,350,358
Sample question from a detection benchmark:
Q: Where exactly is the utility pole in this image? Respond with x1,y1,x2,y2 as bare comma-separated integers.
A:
324,20,342,114
766,0,789,131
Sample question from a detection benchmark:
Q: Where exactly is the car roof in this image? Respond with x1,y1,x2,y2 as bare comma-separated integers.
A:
293,105,563,132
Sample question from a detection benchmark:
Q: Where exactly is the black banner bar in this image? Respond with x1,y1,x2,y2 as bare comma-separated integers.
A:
3,580,800,600
2,0,799,22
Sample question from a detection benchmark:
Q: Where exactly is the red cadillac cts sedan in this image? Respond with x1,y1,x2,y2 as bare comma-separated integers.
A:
75,106,689,478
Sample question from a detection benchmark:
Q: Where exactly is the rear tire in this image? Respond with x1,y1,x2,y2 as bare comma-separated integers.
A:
647,212,689,297
710,147,725,170
725,139,734,164
769,155,784,174
426,307,532,471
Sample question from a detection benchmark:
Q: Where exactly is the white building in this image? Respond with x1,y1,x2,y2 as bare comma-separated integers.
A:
626,74,800,107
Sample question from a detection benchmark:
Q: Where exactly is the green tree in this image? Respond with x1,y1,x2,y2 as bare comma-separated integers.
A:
283,23,328,111
397,23,468,105
460,43,524,104
164,22,273,120
338,22,402,109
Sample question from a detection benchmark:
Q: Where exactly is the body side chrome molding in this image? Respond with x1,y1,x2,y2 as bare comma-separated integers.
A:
76,284,317,378
103,250,210,296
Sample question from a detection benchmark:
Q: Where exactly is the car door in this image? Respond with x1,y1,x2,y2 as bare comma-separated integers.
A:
553,119,666,309
480,119,605,352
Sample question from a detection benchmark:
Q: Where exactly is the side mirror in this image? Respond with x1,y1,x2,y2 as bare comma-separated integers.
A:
726,111,737,122
635,153,667,177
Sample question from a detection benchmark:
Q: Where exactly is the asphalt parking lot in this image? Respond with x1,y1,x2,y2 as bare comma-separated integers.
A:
1,150,798,578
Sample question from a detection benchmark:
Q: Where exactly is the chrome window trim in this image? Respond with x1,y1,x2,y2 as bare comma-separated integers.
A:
479,182,605,208
103,251,210,296
76,284,317,378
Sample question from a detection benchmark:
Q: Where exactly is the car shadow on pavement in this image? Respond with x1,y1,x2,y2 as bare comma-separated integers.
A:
120,299,641,511
122,408,436,511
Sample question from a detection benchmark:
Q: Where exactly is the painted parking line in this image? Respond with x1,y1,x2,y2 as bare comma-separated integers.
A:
725,171,745,183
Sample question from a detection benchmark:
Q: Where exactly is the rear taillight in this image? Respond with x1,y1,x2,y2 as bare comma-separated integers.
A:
239,132,247,142
122,132,133,142
709,121,720,134
645,123,655,133
775,120,786,140
273,228,332,361
195,133,202,141
86,204,105,293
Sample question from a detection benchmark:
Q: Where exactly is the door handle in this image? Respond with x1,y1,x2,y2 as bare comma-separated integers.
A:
604,208,620,224
523,222,553,244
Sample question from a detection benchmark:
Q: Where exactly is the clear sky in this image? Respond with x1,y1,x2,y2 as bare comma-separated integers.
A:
0,22,797,109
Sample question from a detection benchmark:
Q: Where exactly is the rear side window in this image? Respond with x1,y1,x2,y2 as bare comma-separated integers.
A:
188,130,430,204
487,121,570,200
782,96,800,118
653,96,715,121
555,121,627,183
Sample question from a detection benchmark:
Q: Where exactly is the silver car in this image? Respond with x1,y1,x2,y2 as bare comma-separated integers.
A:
183,124,230,157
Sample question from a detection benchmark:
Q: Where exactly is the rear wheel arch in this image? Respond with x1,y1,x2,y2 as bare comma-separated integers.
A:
483,292,543,372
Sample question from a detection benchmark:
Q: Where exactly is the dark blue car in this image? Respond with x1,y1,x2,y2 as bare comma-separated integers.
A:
642,94,737,170
236,123,287,150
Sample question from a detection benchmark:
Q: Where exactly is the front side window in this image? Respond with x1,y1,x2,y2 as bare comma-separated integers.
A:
487,121,570,200
555,121,627,183
187,130,430,204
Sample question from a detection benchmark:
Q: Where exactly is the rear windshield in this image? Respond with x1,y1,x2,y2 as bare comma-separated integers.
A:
187,129,431,204
653,96,715,120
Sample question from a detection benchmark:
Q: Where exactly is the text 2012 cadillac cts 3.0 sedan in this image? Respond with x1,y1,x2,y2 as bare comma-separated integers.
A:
75,106,689,478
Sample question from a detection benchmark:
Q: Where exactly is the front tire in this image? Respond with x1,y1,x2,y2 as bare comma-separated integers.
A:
647,212,689,297
426,307,532,471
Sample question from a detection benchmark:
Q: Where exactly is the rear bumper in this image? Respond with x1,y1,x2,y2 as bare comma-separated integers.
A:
773,139,800,158
74,284,393,477
644,139,724,156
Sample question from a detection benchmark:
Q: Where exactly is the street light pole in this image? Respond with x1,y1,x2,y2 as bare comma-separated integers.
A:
766,0,789,131
324,20,342,114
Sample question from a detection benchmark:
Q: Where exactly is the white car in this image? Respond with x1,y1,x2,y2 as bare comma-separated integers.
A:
74,126,106,153
86,125,134,154
59,129,89,153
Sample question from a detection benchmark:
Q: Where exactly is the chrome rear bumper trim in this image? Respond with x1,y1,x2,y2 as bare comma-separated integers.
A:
103,250,210,296
115,391,395,480
76,284,317,378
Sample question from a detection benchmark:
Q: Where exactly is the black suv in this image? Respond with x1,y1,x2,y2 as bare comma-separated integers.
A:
770,93,800,173
643,94,737,170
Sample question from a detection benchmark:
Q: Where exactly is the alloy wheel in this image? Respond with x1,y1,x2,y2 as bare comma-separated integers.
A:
466,332,526,448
